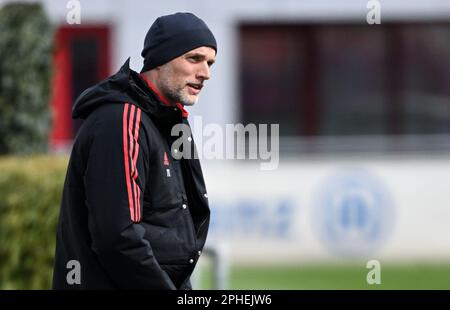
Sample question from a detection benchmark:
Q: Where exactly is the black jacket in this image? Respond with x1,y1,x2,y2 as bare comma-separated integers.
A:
52,59,210,289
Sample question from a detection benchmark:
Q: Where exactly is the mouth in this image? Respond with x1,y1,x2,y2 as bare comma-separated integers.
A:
186,83,203,95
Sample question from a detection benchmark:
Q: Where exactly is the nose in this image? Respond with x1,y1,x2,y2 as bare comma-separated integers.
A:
196,62,210,82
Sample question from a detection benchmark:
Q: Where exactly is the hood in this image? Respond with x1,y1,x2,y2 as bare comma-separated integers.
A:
72,58,185,122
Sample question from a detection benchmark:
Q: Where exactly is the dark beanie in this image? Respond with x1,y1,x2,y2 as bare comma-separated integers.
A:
140,12,217,73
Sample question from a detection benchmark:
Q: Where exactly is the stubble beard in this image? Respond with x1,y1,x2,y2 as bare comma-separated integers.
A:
159,77,198,107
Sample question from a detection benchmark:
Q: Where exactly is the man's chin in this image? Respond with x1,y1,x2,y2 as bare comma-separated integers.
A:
180,95,199,106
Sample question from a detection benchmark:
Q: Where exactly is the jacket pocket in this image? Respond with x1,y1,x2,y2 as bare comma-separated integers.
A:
160,263,190,288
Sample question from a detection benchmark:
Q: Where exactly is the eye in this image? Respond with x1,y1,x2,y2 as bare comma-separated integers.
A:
188,55,201,62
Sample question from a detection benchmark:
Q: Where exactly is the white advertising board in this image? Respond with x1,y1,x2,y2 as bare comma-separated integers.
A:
202,156,450,263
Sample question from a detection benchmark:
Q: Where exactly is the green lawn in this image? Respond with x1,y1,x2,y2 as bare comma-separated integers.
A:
197,263,450,290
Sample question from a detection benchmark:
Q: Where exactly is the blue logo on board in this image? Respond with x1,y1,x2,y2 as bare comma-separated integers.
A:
312,168,395,257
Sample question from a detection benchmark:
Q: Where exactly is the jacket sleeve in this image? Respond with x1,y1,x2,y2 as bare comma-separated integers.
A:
179,277,192,290
84,103,176,289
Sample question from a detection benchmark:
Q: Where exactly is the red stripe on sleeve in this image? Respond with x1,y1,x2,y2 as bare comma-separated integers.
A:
128,105,136,178
132,108,142,221
123,103,135,222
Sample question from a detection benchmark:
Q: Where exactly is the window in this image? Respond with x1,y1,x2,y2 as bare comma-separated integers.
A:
239,23,450,153
50,26,110,151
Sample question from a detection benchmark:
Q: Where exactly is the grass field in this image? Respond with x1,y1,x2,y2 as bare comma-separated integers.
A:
197,263,450,289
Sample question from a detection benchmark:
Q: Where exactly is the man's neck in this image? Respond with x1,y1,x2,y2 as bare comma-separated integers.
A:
140,72,189,118
140,72,173,107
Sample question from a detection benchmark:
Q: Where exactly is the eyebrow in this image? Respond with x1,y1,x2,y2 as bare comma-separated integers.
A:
186,52,216,64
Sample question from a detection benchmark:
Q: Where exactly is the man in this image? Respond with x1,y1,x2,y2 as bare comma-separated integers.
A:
52,12,216,289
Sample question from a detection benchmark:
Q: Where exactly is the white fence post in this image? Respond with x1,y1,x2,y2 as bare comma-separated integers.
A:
191,243,229,290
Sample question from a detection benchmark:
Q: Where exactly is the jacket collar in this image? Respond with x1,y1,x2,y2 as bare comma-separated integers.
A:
139,73,189,119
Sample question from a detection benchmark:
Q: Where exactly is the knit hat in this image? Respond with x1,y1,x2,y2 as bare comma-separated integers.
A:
140,12,217,73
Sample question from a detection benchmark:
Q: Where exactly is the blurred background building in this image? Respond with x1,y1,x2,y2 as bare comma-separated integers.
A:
1,0,450,288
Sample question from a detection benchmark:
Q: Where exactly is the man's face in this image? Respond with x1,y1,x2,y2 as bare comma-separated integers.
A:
157,46,216,106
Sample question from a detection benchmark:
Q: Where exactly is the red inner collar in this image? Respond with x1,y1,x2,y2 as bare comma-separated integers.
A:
140,74,189,118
